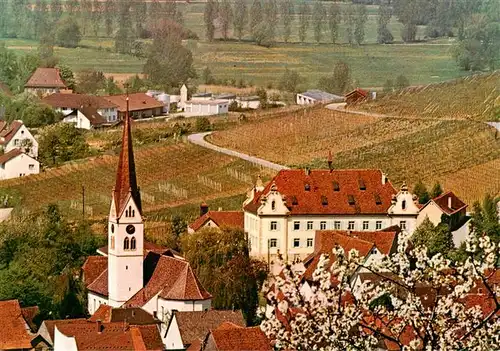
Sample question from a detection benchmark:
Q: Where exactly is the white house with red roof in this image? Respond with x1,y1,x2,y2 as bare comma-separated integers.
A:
188,203,244,233
82,99,211,348
243,169,418,261
416,191,468,230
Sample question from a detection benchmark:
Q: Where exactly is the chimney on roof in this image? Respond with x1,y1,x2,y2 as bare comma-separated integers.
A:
448,196,452,209
200,202,209,216
153,311,158,319
96,320,103,333
305,167,310,176
328,151,333,172
255,175,264,192
382,172,387,185
218,207,222,211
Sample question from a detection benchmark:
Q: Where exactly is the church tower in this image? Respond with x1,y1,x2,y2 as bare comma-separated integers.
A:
107,97,144,307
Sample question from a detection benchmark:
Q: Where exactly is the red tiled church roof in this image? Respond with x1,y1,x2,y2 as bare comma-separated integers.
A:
82,256,108,287
0,300,35,350
244,169,396,215
189,211,244,232
174,310,245,347
113,100,142,217
25,68,67,88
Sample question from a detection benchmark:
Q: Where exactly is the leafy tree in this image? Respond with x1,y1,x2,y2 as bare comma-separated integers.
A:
76,69,107,94
143,20,197,90
256,87,268,108
354,4,368,45
104,0,116,37
327,3,341,44
0,206,104,320
233,0,248,41
181,227,268,325
318,61,351,94
430,182,443,198
55,17,82,48
131,0,147,38
263,0,278,42
195,117,212,132
38,123,90,167
312,1,326,44
51,0,63,25
38,34,59,68
103,76,122,95
204,0,217,41
125,74,147,93
280,0,294,43
202,67,216,85
452,14,500,71
298,1,310,43
80,0,93,36
412,217,454,257
377,2,394,44
0,93,62,127
278,68,302,93
115,1,133,53
344,4,355,44
395,74,410,89
253,21,274,47
219,0,232,40
34,0,49,39
471,194,500,242
412,180,430,204
0,0,10,36
393,0,419,42
91,0,104,37
249,0,263,39
57,65,76,91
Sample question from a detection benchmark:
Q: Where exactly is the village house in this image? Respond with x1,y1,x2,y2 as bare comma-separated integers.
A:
188,204,244,233
146,90,170,114
103,93,165,119
82,102,212,342
416,191,468,230
24,67,68,96
41,93,119,123
296,90,344,105
243,169,417,261
164,310,245,350
0,149,39,179
0,299,39,350
0,120,38,158
201,322,272,351
61,106,108,130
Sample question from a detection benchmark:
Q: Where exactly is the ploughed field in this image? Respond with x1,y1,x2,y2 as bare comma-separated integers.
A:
208,106,500,205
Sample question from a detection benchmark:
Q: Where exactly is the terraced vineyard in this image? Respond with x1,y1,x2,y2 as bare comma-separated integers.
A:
209,105,500,204
0,142,264,220
360,71,500,121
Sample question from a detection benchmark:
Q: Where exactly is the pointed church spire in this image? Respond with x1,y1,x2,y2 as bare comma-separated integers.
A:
113,90,142,216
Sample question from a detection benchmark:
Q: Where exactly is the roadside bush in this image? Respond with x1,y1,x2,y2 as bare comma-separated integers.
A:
195,117,212,132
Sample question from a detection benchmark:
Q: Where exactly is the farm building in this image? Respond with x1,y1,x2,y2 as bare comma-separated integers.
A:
146,90,170,114
188,204,244,233
62,106,108,130
237,96,261,109
416,191,468,231
184,99,229,116
42,93,119,123
296,90,344,105
103,93,164,119
24,67,68,96
345,88,368,104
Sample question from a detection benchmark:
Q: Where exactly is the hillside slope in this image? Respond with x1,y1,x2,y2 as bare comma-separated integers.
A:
360,71,499,121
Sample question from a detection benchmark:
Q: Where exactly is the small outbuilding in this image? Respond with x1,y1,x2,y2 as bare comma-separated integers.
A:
296,90,344,105
184,99,229,116
345,88,368,104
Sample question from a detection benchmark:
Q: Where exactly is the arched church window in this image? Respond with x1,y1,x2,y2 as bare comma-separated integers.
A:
131,237,136,250
132,209,135,217
124,237,130,250
402,200,406,210
111,236,115,249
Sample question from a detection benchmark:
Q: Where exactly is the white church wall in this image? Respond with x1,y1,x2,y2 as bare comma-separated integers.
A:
164,315,184,350
87,292,108,315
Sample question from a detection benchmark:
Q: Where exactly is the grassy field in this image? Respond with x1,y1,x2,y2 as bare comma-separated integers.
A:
208,105,500,204
359,71,500,121
0,140,269,221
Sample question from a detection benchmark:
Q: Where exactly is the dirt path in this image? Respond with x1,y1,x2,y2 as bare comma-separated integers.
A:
187,132,290,171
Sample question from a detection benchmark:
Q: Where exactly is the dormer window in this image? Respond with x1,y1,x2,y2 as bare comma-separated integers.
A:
333,181,340,191
348,195,355,205
291,196,298,206
374,194,382,205
402,200,406,210
271,200,276,211
304,184,310,191
321,195,328,206
358,179,366,190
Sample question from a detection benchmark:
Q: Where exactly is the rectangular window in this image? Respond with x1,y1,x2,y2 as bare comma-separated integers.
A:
363,221,369,230
14,139,19,146
307,238,313,247
307,221,313,230
348,221,355,230
269,238,277,248
376,221,382,230
161,306,164,321
28,164,34,170
320,221,326,230
293,238,300,247
270,221,277,231
334,221,341,230
293,221,300,230
400,221,407,230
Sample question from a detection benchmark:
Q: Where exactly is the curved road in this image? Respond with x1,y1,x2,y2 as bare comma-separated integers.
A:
188,132,290,171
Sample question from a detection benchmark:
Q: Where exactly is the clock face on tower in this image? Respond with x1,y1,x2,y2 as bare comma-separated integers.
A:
126,225,136,235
